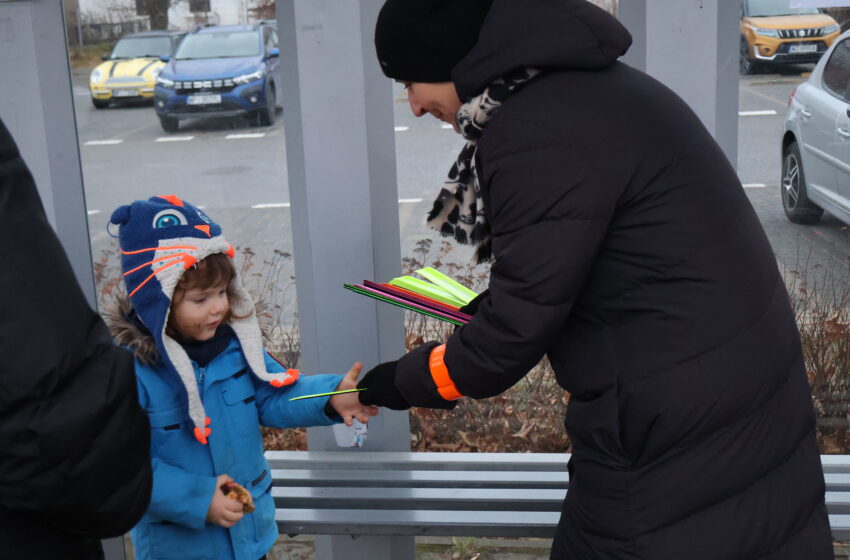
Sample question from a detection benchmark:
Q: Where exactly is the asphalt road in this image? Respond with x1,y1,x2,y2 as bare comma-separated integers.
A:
71,66,849,308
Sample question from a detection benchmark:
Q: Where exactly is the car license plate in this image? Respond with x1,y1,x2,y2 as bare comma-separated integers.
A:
187,94,222,105
112,89,139,97
789,43,818,54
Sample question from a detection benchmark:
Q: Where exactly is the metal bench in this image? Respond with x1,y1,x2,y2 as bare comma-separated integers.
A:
266,451,850,539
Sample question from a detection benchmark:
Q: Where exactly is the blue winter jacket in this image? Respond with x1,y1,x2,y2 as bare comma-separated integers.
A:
129,337,342,560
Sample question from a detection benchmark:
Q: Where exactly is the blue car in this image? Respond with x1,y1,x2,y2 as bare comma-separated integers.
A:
154,23,281,132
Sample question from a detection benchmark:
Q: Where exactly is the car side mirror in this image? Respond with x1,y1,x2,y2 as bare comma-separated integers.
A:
160,54,170,63
268,48,279,58
101,54,110,61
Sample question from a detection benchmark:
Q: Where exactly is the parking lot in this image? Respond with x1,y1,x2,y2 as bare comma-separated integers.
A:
72,65,849,306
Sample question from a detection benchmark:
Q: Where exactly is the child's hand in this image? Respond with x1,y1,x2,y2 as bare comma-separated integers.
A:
329,362,379,426
206,474,245,528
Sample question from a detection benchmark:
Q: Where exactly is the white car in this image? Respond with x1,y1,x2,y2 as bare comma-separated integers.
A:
783,29,850,226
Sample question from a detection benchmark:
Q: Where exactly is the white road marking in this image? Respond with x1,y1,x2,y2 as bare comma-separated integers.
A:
156,136,194,142
84,139,123,146
87,209,101,216
252,202,290,209
739,110,778,116
226,132,266,139
394,126,409,132
252,198,424,209
743,183,767,188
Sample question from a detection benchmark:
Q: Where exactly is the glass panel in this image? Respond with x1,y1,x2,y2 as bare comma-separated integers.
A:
738,5,850,458
65,4,296,557
823,39,850,100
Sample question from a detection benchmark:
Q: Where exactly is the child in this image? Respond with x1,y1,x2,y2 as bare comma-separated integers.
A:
106,195,377,560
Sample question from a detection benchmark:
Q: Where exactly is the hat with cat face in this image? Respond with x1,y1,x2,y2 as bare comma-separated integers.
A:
110,195,298,444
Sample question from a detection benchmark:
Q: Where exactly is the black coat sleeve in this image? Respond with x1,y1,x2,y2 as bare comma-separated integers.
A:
395,117,617,405
0,119,152,538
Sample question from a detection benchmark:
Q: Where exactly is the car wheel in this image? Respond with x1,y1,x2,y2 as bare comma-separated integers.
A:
91,97,110,109
781,141,823,225
256,86,275,127
159,115,179,133
739,38,759,76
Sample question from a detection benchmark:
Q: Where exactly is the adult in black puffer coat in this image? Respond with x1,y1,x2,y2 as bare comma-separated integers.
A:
356,0,833,558
0,118,152,558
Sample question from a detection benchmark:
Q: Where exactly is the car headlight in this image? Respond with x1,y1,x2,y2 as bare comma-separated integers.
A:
156,75,175,88
755,27,779,37
90,68,103,83
152,67,162,79
233,70,264,85
824,23,841,35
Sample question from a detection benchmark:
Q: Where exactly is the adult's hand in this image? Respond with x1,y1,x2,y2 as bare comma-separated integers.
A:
356,361,411,410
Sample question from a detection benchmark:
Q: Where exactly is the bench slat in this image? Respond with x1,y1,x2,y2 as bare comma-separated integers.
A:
276,508,559,538
272,487,565,511
271,469,568,489
266,451,568,472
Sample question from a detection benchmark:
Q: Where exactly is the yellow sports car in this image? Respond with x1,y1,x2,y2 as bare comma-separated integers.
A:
90,30,186,109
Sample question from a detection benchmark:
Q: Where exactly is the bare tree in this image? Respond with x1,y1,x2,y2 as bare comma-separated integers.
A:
136,0,186,29
248,0,275,20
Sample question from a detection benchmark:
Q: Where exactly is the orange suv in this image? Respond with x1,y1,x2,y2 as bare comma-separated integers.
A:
740,0,840,74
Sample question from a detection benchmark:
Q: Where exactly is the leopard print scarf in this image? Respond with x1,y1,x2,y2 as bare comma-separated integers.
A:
426,67,540,263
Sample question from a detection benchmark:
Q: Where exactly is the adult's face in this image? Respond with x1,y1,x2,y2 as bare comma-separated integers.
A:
400,81,462,132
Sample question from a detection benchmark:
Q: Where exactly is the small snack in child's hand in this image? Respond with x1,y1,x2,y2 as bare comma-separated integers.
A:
220,481,255,513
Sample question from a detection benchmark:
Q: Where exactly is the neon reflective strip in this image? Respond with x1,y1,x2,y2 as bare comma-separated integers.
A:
127,259,187,298
122,253,191,277
429,344,462,401
289,388,366,402
121,245,198,255
415,267,478,304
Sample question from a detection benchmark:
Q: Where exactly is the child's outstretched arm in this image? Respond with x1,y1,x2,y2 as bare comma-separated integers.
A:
254,353,377,428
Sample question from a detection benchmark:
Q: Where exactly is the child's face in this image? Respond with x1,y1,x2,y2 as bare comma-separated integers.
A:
170,282,229,341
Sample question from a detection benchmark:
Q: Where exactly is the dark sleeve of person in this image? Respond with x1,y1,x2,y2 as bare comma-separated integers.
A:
394,118,617,406
0,119,152,538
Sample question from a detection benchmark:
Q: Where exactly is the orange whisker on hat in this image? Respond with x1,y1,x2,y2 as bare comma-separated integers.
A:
121,244,199,256
123,253,195,277
128,254,198,298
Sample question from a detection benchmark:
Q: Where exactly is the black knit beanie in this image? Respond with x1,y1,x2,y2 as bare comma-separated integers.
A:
375,0,494,83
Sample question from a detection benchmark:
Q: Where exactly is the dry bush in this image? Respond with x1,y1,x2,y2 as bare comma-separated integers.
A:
96,236,849,457
785,260,850,454
402,240,571,454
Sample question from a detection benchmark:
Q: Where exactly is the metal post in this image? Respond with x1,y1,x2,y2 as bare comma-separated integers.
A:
618,0,739,169
277,0,414,558
0,0,119,557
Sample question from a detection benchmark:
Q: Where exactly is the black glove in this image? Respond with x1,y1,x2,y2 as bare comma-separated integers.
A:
459,289,489,316
356,361,410,410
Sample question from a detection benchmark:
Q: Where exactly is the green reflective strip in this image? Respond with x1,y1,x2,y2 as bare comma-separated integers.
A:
388,276,467,308
289,388,367,402
415,267,478,304
343,285,466,326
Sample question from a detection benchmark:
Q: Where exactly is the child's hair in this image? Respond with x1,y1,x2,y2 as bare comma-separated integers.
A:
166,253,248,339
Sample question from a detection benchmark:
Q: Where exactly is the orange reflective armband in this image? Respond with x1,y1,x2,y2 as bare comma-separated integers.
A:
429,344,463,401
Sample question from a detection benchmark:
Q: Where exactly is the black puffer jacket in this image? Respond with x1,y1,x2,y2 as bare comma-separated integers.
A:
0,119,152,559
394,1,832,558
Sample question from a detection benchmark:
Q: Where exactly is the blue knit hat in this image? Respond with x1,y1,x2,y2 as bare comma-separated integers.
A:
110,195,298,444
